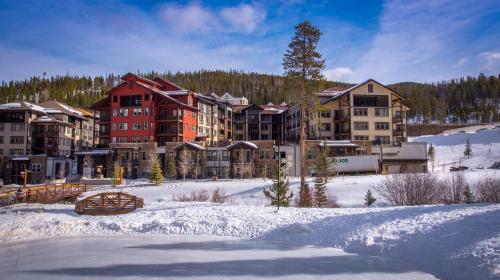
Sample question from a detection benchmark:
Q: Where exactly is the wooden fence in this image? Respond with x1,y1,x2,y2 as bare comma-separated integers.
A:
75,192,143,215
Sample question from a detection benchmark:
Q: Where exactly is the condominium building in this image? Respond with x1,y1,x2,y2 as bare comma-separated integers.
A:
306,79,408,146
232,103,287,143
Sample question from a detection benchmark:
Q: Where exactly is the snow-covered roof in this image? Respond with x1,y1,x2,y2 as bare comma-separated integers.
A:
319,140,358,147
12,157,29,161
372,142,428,161
227,141,258,150
173,142,205,150
75,149,110,155
0,102,47,113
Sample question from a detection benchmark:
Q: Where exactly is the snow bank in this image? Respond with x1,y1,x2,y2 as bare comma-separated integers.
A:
0,202,499,279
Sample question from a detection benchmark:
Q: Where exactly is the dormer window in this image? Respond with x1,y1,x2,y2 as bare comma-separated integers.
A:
368,83,373,93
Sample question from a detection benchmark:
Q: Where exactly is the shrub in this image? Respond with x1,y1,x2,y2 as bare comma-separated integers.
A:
440,172,468,204
475,178,500,203
173,190,210,202
211,187,228,203
374,173,442,206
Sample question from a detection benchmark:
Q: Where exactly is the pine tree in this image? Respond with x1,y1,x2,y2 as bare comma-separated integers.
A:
428,143,435,172
462,186,474,204
263,158,293,207
165,155,177,181
313,148,330,207
464,138,472,158
364,190,376,207
148,154,164,186
283,20,325,207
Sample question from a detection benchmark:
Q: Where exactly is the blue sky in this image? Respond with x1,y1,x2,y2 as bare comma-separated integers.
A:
0,0,499,83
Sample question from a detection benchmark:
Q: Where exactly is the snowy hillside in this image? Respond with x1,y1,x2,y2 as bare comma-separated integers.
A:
410,124,500,171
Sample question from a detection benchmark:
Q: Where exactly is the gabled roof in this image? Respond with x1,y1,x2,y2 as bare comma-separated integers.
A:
226,141,259,150
321,79,406,105
0,102,47,113
173,142,205,151
153,77,185,91
135,81,198,110
41,100,88,120
121,72,162,87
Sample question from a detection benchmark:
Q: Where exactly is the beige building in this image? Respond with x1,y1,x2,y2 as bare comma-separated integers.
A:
309,79,409,147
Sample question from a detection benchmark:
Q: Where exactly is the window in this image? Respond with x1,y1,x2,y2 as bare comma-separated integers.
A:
144,108,149,115
320,123,331,131
353,95,388,107
144,122,149,129
10,136,24,144
353,108,368,116
207,150,217,161
375,122,390,130
354,122,369,130
112,109,117,117
131,136,141,143
375,136,390,145
320,111,331,118
118,137,128,143
0,136,3,144
9,149,24,155
133,108,142,116
375,108,389,117
113,95,117,102
132,123,142,130
368,83,373,93
144,94,149,101
31,164,41,173
307,150,317,160
236,124,244,130
120,95,142,107
0,123,4,131
261,124,269,130
11,123,25,131
119,108,129,116
119,123,128,130
112,123,117,131
354,135,369,141
112,137,117,143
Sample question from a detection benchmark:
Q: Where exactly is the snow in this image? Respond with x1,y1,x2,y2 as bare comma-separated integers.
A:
410,124,500,170
227,141,258,150
0,236,438,280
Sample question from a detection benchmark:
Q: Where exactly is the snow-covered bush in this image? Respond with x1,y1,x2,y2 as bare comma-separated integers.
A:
440,172,469,204
211,187,227,204
173,190,210,202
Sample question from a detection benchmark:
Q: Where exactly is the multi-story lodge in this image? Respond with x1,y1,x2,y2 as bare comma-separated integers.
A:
306,79,409,146
232,103,287,143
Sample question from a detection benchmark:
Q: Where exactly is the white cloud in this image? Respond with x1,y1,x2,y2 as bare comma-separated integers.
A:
158,3,265,34
478,51,500,71
350,0,500,83
220,4,265,33
159,3,215,33
324,67,353,81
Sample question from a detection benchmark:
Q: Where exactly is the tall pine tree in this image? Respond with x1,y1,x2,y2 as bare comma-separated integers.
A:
165,155,177,181
148,153,164,186
283,20,325,207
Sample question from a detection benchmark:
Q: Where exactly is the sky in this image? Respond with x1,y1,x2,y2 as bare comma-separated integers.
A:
0,0,499,84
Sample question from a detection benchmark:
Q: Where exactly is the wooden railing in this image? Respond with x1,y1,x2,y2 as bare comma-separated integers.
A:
0,184,87,206
75,192,143,215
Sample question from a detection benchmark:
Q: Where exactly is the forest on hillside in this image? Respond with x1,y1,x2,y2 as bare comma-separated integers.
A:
0,70,498,123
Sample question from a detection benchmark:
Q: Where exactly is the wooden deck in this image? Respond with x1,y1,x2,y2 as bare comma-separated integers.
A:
0,184,87,207
75,192,144,215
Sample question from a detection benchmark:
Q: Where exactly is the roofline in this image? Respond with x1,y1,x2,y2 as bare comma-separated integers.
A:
121,72,162,87
322,79,407,105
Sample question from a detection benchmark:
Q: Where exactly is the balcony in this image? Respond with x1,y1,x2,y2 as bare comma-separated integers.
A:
393,129,405,136
392,116,403,123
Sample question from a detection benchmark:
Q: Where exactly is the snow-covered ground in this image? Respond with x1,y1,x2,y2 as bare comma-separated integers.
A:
0,125,498,279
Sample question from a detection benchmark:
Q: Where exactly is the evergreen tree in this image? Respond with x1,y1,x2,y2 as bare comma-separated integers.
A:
148,153,164,186
428,143,435,172
462,186,475,204
364,190,376,207
313,147,330,207
165,155,177,181
464,138,472,158
282,20,325,207
263,158,293,207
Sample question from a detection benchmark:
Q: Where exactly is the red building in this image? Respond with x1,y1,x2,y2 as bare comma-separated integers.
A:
92,73,198,147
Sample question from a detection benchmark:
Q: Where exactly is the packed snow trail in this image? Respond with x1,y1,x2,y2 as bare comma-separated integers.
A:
0,235,438,280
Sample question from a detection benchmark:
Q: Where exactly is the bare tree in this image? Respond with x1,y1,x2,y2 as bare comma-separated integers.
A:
476,177,500,203
178,147,193,181
441,172,468,204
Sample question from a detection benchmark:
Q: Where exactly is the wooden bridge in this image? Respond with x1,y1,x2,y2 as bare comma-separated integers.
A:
0,184,87,207
75,192,144,215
